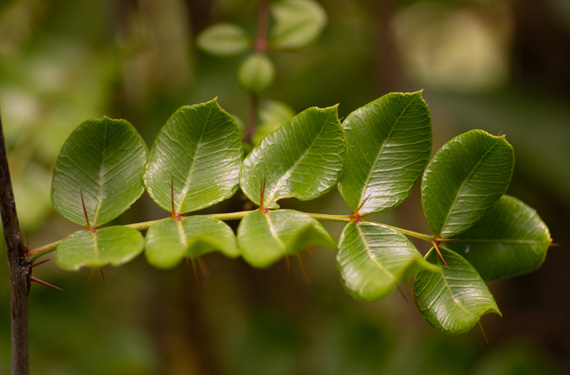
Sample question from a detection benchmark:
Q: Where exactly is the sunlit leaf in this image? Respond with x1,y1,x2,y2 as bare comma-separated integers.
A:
421,129,514,238
338,91,432,215
55,227,144,270
237,209,335,268
51,117,147,226
413,247,501,334
444,195,552,280
144,99,242,214
337,222,440,302
240,106,344,208
196,23,251,56
269,0,327,50
145,216,239,269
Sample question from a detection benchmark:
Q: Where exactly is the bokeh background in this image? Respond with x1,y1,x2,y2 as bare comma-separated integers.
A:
1,0,569,374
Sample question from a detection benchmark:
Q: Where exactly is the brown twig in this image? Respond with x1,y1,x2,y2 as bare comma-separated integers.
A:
0,110,30,374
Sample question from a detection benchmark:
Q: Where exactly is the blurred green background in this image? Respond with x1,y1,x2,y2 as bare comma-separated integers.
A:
1,0,569,374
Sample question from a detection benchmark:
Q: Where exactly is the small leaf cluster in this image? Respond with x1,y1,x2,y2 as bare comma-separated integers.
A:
43,91,551,335
196,0,327,94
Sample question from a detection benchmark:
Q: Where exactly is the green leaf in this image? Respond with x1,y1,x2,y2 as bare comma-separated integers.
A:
237,209,335,268
253,100,296,145
238,53,275,94
444,195,552,280
144,99,242,214
413,247,501,334
240,106,345,208
145,216,239,269
196,23,251,56
51,117,147,226
269,0,327,50
338,92,432,215
55,227,144,270
337,222,440,302
421,129,514,238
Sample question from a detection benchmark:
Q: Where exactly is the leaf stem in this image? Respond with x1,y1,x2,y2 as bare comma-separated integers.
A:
27,210,435,262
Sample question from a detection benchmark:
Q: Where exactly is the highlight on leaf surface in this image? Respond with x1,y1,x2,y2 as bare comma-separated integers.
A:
413,247,501,335
269,0,327,50
51,117,148,227
55,227,144,271
144,99,242,214
337,222,440,302
240,105,345,209
443,195,552,280
338,91,432,215
421,129,514,238
237,209,335,268
145,216,239,269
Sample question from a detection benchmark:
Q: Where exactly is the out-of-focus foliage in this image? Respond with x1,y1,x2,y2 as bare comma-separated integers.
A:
1,0,569,373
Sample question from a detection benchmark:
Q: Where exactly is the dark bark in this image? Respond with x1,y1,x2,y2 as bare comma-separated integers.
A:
0,112,31,374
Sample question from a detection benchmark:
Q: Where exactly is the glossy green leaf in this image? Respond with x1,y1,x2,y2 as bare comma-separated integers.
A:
196,23,251,56
237,209,335,268
444,195,552,280
337,222,440,302
55,226,144,270
240,106,345,208
413,247,501,334
144,99,242,214
421,129,514,238
51,117,147,226
145,216,239,269
238,53,275,94
269,0,327,50
338,92,432,215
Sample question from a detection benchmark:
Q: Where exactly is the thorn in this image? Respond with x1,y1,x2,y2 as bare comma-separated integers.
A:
32,259,50,268
31,276,63,291
259,176,267,213
80,190,95,233
196,257,210,278
284,256,294,282
405,281,420,306
191,258,201,287
307,246,317,257
431,240,449,270
350,195,370,222
496,130,503,137
99,268,105,284
478,320,489,345
396,284,408,303
549,242,561,247
171,176,181,221
26,228,30,250
296,254,311,285
434,237,459,242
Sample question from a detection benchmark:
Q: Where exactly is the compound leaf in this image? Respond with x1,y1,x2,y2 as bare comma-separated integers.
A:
421,130,514,238
444,195,552,280
144,99,242,214
237,209,335,268
337,222,440,302
55,226,144,270
240,106,344,208
269,0,327,50
51,117,147,226
145,216,239,269
338,91,432,215
413,247,501,335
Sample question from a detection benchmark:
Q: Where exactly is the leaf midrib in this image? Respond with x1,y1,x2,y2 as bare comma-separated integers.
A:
438,139,500,236
357,98,415,207
265,111,333,204
356,224,396,282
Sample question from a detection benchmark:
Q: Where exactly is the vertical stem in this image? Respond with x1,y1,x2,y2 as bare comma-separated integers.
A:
0,111,30,374
244,0,269,143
